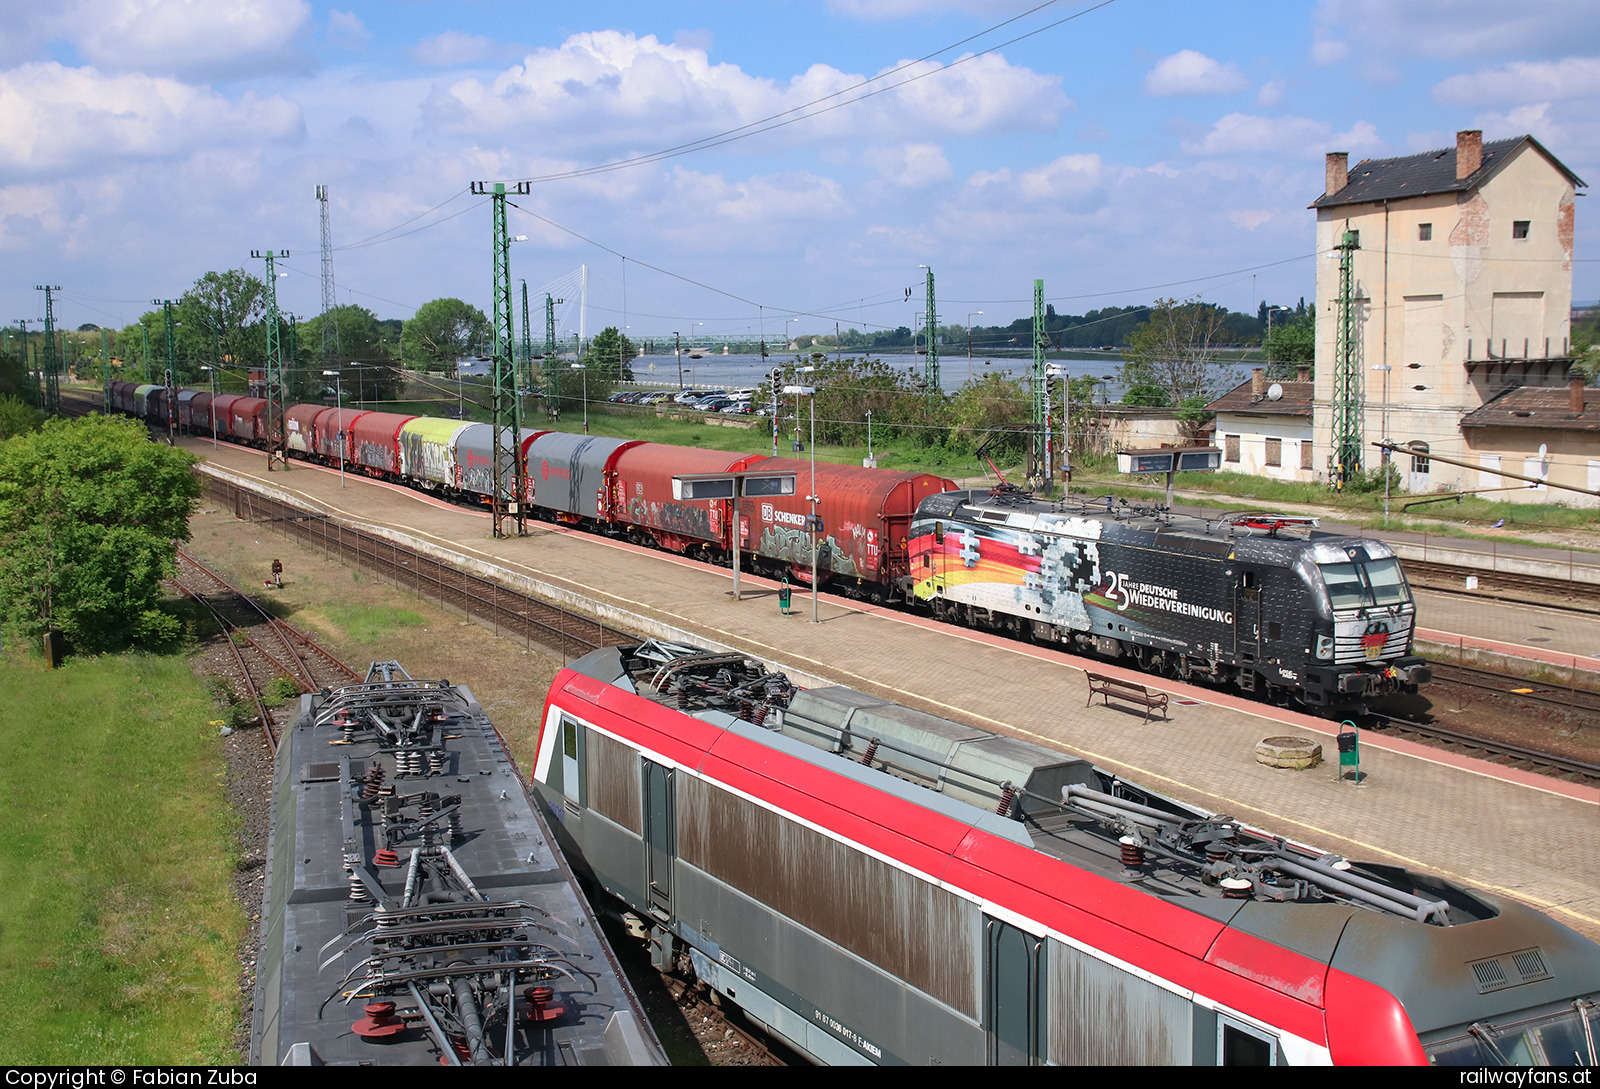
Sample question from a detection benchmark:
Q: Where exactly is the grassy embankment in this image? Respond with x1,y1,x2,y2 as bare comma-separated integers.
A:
0,651,244,1064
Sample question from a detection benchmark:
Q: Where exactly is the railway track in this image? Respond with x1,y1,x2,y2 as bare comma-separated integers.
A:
1426,660,1600,717
200,475,636,662
1364,711,1600,788
1407,559,1600,616
168,544,360,751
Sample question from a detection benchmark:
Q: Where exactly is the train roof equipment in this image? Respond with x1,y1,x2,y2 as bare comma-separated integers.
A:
252,661,665,1067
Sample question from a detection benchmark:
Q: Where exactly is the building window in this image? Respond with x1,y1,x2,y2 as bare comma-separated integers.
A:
1513,220,1530,240
1265,438,1282,467
1418,223,1432,241
1225,435,1240,463
1411,442,1430,475
1301,440,1315,471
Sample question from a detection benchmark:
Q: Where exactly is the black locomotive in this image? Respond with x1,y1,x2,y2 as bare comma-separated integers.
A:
905,490,1430,712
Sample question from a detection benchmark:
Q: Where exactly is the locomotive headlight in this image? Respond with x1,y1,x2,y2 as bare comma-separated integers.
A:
1315,635,1335,660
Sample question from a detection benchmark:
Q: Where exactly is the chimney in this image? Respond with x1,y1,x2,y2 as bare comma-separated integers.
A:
1297,365,1311,383
1573,377,1587,413
1251,367,1265,397
1456,130,1482,180
1325,152,1348,196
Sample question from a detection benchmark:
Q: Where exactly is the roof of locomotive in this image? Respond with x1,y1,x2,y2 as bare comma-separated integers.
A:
916,489,1394,566
255,664,664,1067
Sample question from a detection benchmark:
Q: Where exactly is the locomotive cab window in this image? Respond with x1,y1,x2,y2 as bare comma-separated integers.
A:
1218,1015,1277,1066
1319,557,1412,610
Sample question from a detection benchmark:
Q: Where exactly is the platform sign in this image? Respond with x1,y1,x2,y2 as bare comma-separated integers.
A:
672,471,799,601
1116,446,1221,508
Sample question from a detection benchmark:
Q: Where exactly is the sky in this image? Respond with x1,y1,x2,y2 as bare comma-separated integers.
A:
3,0,1597,346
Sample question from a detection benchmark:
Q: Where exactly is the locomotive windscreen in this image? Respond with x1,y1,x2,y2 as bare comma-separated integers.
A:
1319,557,1412,609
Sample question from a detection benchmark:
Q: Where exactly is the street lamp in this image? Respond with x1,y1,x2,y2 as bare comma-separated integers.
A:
571,363,588,433
200,365,218,449
967,311,983,382
322,369,345,486
349,360,362,409
785,317,799,352
1263,305,1289,373
783,382,820,623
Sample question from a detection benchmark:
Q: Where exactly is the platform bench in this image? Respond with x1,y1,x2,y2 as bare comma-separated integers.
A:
1084,672,1169,722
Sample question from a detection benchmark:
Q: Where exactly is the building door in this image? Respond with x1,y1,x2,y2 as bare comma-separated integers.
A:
985,916,1045,1065
1408,442,1431,494
642,759,676,922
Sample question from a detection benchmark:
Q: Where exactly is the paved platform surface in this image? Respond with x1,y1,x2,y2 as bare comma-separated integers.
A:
189,441,1600,942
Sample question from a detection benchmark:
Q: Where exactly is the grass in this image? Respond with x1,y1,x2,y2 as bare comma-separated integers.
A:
316,600,427,646
0,650,244,1064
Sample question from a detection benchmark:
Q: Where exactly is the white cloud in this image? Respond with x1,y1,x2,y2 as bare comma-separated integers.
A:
327,10,371,49
0,62,303,182
963,154,1107,212
1311,38,1349,67
1228,209,1274,231
1433,57,1600,107
1144,50,1250,97
412,31,500,68
422,32,1064,149
1255,79,1287,108
72,0,313,80
863,143,952,187
1182,113,1329,157
1314,0,1600,61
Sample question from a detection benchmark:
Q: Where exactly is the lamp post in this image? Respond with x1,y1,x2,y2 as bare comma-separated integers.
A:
571,362,587,433
200,365,218,449
784,317,798,354
322,369,345,486
674,331,683,390
967,311,983,382
350,360,362,409
1373,361,1392,524
1263,305,1289,375
783,382,819,622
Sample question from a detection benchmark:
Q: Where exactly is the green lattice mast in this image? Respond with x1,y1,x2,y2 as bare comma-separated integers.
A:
1033,278,1050,493
472,180,531,537
35,285,62,416
253,249,290,469
519,279,534,396
923,266,939,396
1330,229,1362,488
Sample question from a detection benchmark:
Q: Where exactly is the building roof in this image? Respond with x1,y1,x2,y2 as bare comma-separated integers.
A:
1207,378,1314,417
1311,135,1587,210
1460,383,1600,433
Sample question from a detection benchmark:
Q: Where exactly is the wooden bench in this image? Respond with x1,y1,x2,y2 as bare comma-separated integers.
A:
1084,672,1169,722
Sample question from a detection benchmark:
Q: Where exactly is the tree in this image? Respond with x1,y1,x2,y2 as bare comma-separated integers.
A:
579,326,637,383
1118,297,1238,406
179,268,268,381
0,396,43,439
298,305,404,403
0,350,39,408
401,298,488,372
1263,312,1315,379
0,416,200,653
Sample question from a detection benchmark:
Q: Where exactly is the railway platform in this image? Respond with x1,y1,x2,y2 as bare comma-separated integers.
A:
184,440,1600,945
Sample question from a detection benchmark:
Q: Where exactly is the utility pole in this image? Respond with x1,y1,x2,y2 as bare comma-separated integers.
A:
519,279,534,396
316,185,341,372
100,328,110,413
153,298,177,441
1330,229,1362,489
544,293,560,411
1032,279,1049,493
921,265,939,396
142,321,152,383
470,180,531,537
252,248,290,469
35,285,62,416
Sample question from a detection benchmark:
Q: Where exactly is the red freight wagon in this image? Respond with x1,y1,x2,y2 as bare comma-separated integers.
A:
742,460,956,589
228,397,269,444
284,403,324,454
347,411,416,474
176,390,200,430
610,443,768,551
110,381,136,415
207,394,242,439
313,407,370,465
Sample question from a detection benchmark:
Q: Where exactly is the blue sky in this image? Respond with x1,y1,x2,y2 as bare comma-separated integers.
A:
3,0,1596,344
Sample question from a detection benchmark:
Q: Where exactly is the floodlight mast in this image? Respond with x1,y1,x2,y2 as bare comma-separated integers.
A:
471,180,532,538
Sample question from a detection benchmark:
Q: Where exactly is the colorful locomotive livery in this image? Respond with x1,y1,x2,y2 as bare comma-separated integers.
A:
534,642,1600,1067
906,490,1430,712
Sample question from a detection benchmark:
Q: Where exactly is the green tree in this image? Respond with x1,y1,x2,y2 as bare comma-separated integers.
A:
947,372,1028,458
579,326,637,383
1263,312,1315,379
1120,383,1171,407
0,415,200,653
1118,296,1237,405
179,268,268,381
0,396,43,439
0,350,40,408
401,298,489,373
